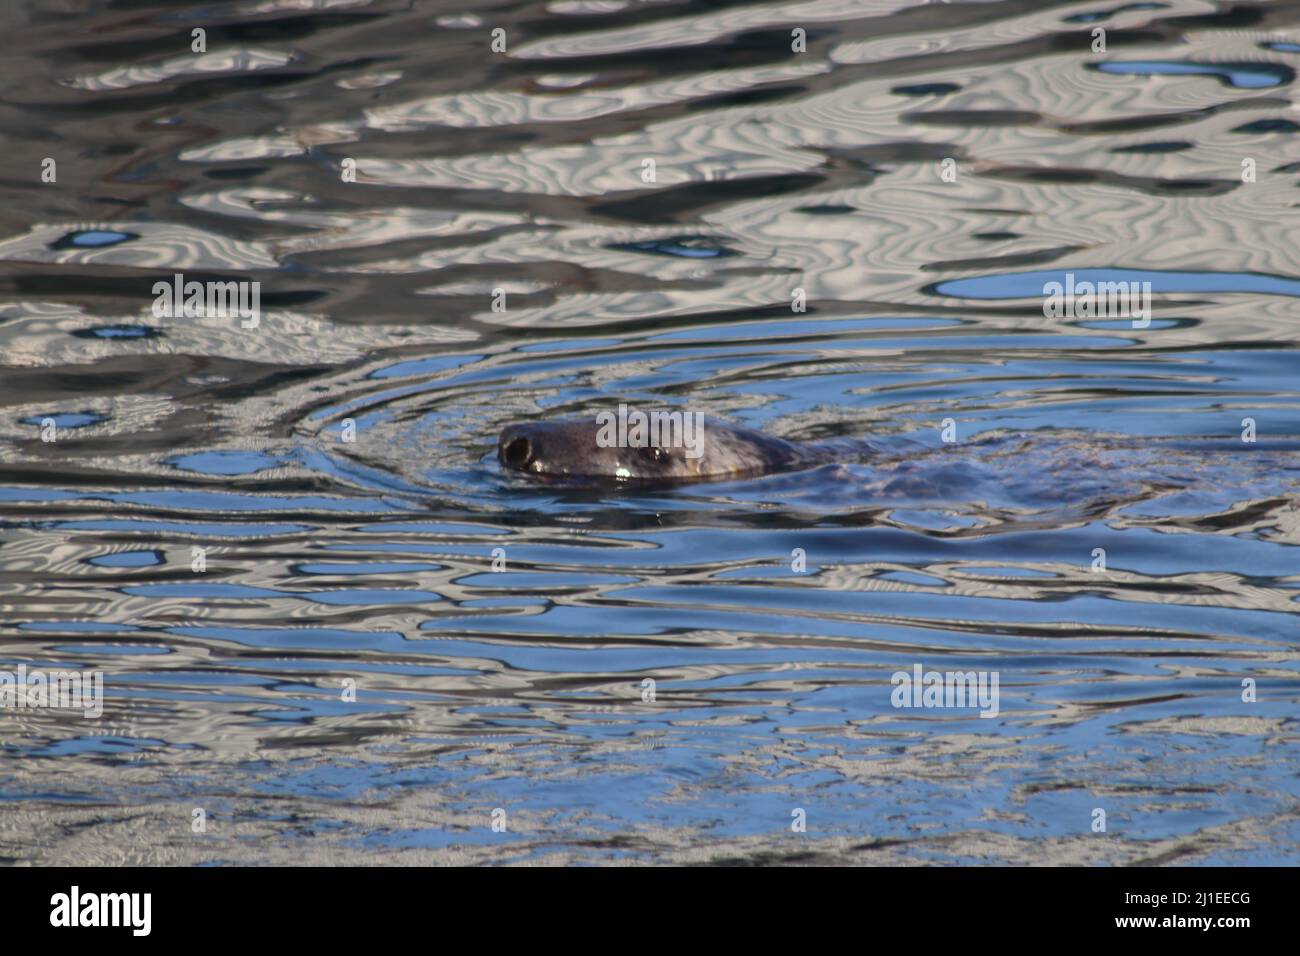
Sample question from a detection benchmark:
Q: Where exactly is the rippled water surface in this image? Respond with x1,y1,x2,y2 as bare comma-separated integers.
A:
2,0,1300,865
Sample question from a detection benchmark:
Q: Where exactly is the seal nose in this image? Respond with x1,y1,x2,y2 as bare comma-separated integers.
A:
498,427,536,471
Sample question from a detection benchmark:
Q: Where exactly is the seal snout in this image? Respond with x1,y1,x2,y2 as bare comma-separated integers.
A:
498,425,538,473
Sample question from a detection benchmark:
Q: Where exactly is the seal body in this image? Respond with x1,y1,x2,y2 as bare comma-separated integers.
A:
497,417,815,483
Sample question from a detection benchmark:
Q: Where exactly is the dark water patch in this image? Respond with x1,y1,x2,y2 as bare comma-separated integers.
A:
979,163,1238,197
204,364,333,402
1231,118,1300,134
684,83,806,112
903,109,1043,128
246,288,326,309
501,26,824,79
795,204,855,215
891,82,961,96
61,17,363,62
70,324,162,340
1110,141,1193,153
511,0,732,43
1161,3,1266,31
1061,97,1291,135
203,166,270,180
823,142,965,165
1,271,321,312
593,172,825,223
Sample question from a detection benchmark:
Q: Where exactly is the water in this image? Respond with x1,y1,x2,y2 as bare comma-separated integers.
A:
1,0,1299,865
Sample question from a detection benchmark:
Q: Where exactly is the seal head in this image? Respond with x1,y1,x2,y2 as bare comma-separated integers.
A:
498,417,808,483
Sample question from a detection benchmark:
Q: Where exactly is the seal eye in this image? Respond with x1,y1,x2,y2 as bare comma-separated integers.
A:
503,436,533,469
638,445,666,463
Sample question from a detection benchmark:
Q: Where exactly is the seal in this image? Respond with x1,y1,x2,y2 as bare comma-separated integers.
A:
497,417,821,483
498,419,1300,498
